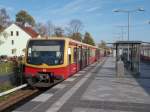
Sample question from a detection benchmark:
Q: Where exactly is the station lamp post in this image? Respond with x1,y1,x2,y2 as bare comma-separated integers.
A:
113,8,144,61
116,25,127,41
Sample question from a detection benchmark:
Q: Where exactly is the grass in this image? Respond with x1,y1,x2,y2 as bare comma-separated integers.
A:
0,92,15,102
0,61,24,102
0,82,14,93
0,62,14,76
0,82,15,101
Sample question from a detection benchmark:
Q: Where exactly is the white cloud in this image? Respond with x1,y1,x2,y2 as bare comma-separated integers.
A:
63,0,86,10
0,5,14,11
48,0,86,15
37,0,104,23
85,7,100,12
49,0,103,15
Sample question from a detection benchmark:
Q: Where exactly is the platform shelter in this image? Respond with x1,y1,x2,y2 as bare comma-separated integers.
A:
114,41,142,75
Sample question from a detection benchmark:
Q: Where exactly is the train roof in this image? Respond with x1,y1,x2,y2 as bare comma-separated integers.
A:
141,44,150,48
114,41,142,44
28,37,99,49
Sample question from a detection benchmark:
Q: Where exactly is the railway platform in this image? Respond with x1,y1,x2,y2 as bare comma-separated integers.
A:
13,56,150,112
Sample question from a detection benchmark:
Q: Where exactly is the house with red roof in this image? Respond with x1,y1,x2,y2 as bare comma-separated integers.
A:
0,23,40,56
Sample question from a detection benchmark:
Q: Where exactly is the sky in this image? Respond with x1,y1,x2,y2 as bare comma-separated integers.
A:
0,0,150,43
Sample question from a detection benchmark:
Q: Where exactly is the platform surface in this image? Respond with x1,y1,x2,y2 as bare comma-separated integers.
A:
13,56,150,112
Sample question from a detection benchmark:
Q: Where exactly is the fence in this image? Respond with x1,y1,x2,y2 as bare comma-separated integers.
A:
0,61,26,91
0,62,14,75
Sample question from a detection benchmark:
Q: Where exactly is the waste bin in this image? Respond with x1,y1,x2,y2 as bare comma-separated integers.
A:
117,60,124,78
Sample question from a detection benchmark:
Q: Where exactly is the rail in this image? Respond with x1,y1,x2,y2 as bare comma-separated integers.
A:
0,84,27,97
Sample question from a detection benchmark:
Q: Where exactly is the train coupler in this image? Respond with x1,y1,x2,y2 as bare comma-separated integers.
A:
48,73,54,83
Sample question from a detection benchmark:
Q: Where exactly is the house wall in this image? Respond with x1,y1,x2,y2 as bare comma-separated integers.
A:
0,24,32,57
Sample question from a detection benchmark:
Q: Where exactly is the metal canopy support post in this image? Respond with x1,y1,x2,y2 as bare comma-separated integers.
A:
131,44,133,71
115,43,118,70
138,44,141,73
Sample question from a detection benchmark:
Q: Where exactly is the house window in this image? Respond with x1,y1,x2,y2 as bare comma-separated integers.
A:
11,40,14,45
12,50,14,54
11,31,13,36
16,31,19,36
12,49,16,54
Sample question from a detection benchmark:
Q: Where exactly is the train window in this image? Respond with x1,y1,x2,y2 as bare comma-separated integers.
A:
32,45,60,51
78,48,81,61
82,49,85,59
68,48,71,55
89,49,91,57
88,49,90,57
92,50,95,57
27,40,64,65
28,48,32,56
89,49,95,57
144,50,147,56
33,51,40,57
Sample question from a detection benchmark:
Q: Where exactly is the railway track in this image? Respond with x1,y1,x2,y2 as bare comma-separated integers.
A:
0,59,104,112
0,79,63,112
0,87,41,112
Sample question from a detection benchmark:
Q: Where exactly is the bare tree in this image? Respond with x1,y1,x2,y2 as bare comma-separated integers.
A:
0,8,11,27
98,40,107,49
83,32,95,45
70,32,82,42
54,26,64,37
66,19,83,36
0,8,10,46
46,21,54,38
35,22,48,37
0,25,9,46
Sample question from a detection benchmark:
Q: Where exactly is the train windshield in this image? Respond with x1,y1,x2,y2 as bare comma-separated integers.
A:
27,40,65,66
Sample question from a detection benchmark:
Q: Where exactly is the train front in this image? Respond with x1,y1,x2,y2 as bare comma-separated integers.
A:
24,39,67,87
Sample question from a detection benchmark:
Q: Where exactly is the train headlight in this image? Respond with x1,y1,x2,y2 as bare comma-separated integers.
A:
43,69,46,72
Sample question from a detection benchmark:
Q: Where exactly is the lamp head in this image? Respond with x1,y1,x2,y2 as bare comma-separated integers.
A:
138,7,144,11
113,9,120,12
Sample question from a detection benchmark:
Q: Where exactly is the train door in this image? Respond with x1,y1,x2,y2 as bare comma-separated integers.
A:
86,48,89,66
68,47,71,76
86,48,88,65
96,49,98,61
85,48,88,66
97,49,100,60
82,48,85,68
89,48,91,64
73,46,78,72
79,46,82,69
76,46,81,71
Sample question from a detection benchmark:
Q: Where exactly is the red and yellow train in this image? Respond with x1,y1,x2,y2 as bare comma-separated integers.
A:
141,44,150,62
24,38,103,87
